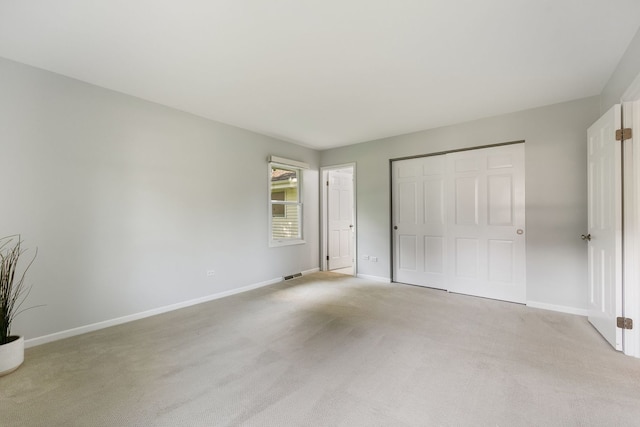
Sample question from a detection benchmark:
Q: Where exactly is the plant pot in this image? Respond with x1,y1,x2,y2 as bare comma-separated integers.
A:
0,336,24,376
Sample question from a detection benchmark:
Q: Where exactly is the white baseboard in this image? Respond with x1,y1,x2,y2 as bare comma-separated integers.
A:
356,274,391,283
526,301,588,317
25,276,284,349
302,267,320,275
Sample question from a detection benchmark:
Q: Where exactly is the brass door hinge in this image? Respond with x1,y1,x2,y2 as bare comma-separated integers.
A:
615,128,632,141
617,317,633,330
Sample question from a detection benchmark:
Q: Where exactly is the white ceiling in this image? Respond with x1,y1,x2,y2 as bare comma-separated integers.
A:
1,1,640,150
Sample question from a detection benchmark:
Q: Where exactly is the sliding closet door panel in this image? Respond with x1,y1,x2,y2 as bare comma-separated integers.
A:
446,144,526,303
393,156,447,289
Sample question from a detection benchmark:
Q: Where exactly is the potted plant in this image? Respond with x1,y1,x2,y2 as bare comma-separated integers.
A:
0,235,37,376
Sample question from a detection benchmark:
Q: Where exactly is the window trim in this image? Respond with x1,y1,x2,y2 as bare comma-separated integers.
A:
269,161,305,247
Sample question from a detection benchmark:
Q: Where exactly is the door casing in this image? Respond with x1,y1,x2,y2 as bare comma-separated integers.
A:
620,86,640,357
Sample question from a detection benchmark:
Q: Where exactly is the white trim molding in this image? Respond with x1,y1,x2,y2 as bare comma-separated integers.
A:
25,276,284,348
357,274,392,283
268,155,309,170
621,99,640,358
526,301,588,317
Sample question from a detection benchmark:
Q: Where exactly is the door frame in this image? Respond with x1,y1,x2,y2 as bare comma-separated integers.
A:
620,77,640,358
389,140,525,283
321,163,357,274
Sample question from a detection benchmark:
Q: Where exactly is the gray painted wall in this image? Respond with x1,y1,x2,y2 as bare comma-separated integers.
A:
5,20,640,342
601,26,640,112
321,97,601,311
0,57,320,341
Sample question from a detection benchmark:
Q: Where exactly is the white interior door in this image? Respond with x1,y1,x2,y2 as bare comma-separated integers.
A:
446,144,526,303
587,104,623,351
392,156,447,289
327,170,354,270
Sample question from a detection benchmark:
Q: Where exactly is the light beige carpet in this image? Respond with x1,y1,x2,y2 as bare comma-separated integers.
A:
1,272,639,426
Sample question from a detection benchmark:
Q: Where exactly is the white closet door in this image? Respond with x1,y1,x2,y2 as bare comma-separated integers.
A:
392,144,525,302
446,144,526,303
392,156,447,289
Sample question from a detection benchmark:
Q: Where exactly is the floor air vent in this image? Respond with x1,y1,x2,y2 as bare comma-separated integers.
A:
284,273,302,280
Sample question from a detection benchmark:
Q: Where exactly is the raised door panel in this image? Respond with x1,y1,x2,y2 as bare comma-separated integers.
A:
454,238,480,279
488,175,514,226
488,239,513,282
423,178,445,225
455,177,479,226
398,182,419,225
424,236,444,274
329,188,340,221
399,235,418,271
339,187,351,221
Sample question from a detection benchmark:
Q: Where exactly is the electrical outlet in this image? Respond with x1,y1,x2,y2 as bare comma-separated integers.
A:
363,255,370,260
206,270,215,277
370,256,378,262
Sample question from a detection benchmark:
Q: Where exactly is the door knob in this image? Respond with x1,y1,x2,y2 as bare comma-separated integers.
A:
394,226,398,230
581,234,591,241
